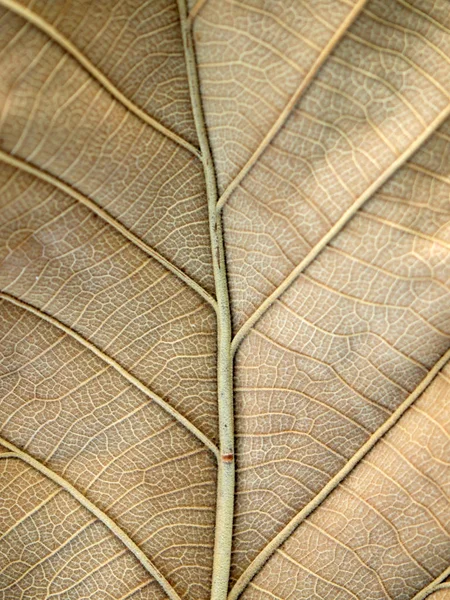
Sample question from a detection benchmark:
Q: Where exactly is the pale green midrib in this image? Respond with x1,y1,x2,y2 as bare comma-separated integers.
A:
227,347,450,600
0,149,217,311
179,3,450,599
0,0,200,159
0,292,219,459
230,103,450,357
177,3,235,600
0,437,182,600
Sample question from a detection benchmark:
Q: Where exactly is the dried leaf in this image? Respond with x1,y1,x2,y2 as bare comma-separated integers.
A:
0,1,449,599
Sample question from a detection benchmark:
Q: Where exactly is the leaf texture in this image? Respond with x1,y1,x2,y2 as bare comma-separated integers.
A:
0,458,168,600
240,363,450,600
0,0,449,599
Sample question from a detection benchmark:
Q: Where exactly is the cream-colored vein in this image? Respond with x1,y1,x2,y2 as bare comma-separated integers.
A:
216,0,368,211
0,149,217,311
0,0,201,159
0,292,219,459
231,104,450,356
227,346,450,600
395,0,450,35
277,549,360,600
412,565,450,600
0,440,182,600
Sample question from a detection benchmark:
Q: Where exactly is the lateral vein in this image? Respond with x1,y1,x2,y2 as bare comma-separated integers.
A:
231,104,450,356
0,0,201,159
411,565,450,600
0,438,183,600
215,0,369,212
0,149,217,311
227,346,450,600
0,292,219,460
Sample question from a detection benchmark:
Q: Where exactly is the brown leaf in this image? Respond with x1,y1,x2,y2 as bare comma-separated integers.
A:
0,1,449,599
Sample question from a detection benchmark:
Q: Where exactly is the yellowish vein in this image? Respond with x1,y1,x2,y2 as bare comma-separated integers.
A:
0,438,183,600
0,292,220,460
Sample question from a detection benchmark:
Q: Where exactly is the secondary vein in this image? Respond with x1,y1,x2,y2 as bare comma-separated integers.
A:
0,292,220,460
0,437,184,600
0,149,217,311
231,103,450,357
411,565,450,600
215,0,369,211
0,0,201,159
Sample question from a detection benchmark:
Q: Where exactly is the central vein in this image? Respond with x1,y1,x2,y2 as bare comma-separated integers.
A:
177,2,236,600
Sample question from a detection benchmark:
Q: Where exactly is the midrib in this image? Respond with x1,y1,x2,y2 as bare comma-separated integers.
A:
177,3,236,600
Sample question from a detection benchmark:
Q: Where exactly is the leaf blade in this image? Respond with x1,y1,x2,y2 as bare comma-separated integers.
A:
229,347,450,600
239,361,450,600
0,439,181,600
0,299,217,598
1,0,450,598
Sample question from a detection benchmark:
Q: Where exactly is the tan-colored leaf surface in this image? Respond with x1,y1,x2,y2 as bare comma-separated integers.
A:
0,458,167,600
0,1,449,599
241,363,450,600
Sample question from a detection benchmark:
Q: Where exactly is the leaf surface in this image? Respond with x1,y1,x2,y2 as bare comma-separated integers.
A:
0,1,449,599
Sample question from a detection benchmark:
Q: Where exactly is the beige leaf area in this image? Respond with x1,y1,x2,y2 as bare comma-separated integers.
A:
0,0,449,599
